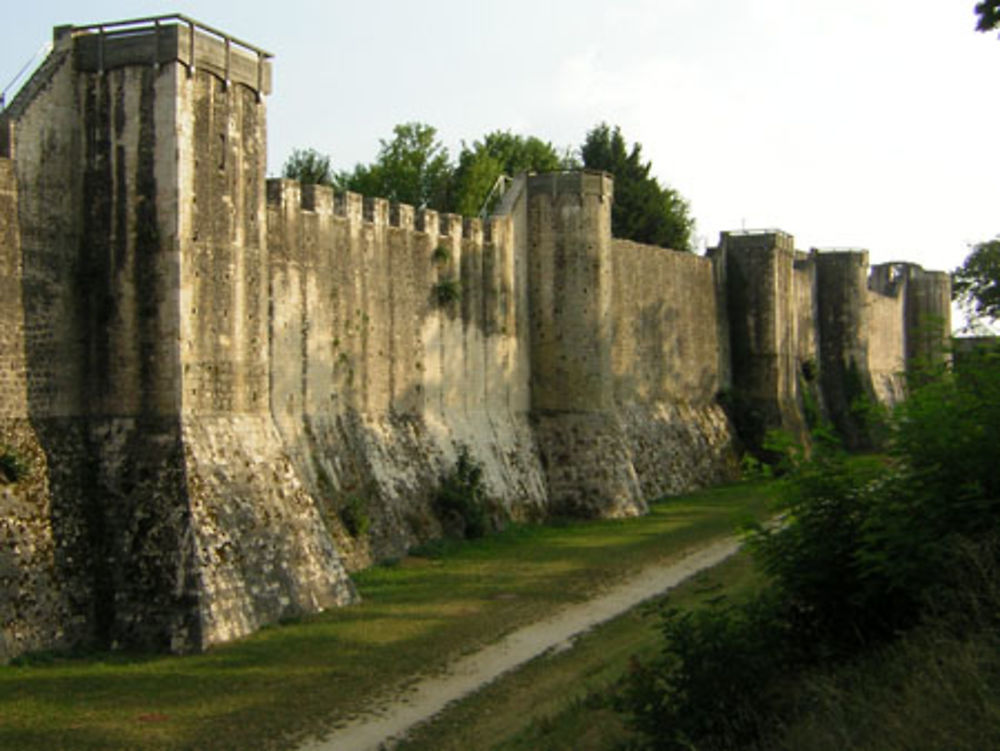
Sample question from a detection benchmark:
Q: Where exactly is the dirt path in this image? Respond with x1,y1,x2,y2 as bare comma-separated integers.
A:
296,534,742,751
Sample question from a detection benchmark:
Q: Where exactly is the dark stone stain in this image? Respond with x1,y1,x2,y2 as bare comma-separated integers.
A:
79,74,114,408
135,67,159,414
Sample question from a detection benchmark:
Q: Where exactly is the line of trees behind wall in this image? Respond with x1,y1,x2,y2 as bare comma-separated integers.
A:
282,122,695,252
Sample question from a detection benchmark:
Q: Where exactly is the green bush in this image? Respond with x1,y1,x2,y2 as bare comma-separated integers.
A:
433,278,462,306
431,245,450,264
620,591,795,751
0,448,28,484
434,447,489,539
619,353,1000,750
338,494,370,539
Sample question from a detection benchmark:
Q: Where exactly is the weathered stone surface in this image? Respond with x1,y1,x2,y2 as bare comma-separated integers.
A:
0,16,953,662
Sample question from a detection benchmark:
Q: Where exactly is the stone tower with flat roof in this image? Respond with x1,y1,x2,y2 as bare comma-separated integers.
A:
0,16,355,657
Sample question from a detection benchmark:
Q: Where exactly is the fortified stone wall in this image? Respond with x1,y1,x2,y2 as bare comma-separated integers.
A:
526,173,644,518
266,178,546,567
867,264,907,406
610,239,737,498
172,60,356,650
791,253,819,368
714,231,807,449
0,15,952,662
713,235,950,453
1,21,355,657
903,267,952,372
0,158,78,662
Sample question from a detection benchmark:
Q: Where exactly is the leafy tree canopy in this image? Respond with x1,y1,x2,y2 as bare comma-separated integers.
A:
282,147,334,186
953,237,1000,323
581,123,694,251
281,122,696,245
338,122,453,209
451,131,572,216
976,0,1000,32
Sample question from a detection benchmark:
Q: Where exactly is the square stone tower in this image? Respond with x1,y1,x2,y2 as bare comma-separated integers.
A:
0,16,354,655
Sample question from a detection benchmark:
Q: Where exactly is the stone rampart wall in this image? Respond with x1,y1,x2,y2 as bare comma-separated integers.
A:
2,39,357,656
0,157,79,661
0,16,954,661
866,284,907,406
610,239,737,497
266,178,546,566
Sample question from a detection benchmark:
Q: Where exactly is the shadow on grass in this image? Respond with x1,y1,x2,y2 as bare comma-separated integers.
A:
0,479,780,751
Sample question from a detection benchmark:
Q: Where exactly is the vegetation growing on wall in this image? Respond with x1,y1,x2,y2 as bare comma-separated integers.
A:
432,277,461,307
0,447,28,484
433,447,491,539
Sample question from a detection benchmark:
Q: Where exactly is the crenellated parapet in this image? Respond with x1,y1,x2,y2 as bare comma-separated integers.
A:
0,13,953,662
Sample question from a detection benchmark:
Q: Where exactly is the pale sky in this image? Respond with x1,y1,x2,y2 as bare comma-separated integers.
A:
2,1,997,275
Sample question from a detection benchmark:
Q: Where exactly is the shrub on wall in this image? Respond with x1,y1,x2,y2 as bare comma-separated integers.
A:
0,448,28,484
434,447,489,539
433,278,462,306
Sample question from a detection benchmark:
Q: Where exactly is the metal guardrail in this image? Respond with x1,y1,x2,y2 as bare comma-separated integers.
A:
813,246,868,253
0,40,54,112
70,13,273,92
478,174,513,219
725,228,786,236
2,14,273,111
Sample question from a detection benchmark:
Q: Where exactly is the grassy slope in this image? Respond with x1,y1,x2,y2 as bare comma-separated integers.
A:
0,480,776,751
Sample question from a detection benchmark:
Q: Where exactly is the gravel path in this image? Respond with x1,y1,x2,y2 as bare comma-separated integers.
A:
297,534,742,751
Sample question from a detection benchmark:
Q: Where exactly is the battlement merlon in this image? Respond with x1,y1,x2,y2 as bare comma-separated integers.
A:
62,14,273,96
265,177,510,242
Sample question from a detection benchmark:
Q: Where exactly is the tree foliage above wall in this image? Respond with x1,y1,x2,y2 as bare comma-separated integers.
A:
451,131,573,216
282,147,334,186
976,0,1000,32
953,237,1000,324
337,122,453,210
280,121,695,252
580,123,694,252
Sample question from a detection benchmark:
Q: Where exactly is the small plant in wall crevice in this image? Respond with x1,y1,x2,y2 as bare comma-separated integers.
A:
434,446,489,539
0,447,29,484
433,277,462,306
431,245,450,265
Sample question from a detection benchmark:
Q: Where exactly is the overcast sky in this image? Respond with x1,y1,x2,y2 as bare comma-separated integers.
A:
2,1,997,274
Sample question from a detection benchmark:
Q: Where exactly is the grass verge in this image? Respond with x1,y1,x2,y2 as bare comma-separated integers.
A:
0,479,777,751
396,550,765,751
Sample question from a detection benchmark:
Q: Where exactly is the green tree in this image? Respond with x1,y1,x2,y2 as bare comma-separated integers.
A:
580,123,693,251
976,0,1000,32
338,122,453,209
282,147,334,186
451,131,570,216
953,237,1000,323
